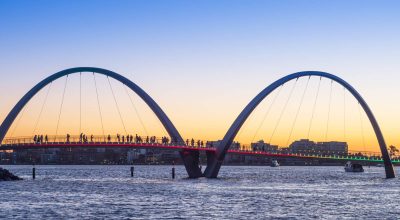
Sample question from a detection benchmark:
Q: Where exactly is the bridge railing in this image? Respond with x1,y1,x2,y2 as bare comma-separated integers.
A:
2,136,399,162
1,135,212,148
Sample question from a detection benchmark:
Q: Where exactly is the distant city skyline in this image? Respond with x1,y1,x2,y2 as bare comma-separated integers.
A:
1,0,400,153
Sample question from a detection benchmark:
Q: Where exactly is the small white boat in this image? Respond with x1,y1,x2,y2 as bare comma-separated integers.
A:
375,163,384,167
344,161,364,172
271,159,280,167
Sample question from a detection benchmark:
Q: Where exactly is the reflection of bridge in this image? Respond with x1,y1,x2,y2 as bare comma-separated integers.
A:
0,67,396,178
2,136,399,164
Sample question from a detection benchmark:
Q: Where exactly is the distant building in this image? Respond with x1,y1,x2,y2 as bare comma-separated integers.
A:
289,139,348,155
289,139,316,153
208,140,241,150
315,141,348,155
127,150,140,164
251,140,278,152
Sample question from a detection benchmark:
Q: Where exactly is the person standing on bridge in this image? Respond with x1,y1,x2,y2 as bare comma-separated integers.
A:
45,135,48,143
79,133,83,143
107,135,111,143
66,134,70,143
117,134,120,143
90,135,94,143
33,135,37,144
146,136,149,143
191,138,194,147
201,141,204,148
122,135,125,143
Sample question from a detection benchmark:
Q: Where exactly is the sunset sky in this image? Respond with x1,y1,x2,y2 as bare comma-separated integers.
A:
1,0,400,153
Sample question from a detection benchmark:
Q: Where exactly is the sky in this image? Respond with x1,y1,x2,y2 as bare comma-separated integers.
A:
1,0,400,152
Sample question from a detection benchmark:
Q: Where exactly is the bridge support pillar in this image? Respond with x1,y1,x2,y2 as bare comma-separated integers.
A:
203,151,222,178
384,161,395,179
179,149,203,178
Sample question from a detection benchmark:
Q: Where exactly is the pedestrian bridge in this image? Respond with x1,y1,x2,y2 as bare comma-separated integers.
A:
1,135,399,164
0,67,397,178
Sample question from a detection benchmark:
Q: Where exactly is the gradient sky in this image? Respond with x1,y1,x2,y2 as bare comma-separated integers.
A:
1,0,400,152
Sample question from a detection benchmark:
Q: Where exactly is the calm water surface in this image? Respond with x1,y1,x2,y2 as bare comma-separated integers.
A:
0,165,399,219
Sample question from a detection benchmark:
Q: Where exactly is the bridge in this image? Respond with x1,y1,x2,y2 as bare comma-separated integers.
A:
0,67,397,178
2,135,399,164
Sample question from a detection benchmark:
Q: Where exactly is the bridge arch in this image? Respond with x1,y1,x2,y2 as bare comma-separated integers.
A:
204,71,395,179
0,67,203,178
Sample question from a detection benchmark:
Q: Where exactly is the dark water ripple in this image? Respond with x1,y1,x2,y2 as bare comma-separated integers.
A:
0,165,399,219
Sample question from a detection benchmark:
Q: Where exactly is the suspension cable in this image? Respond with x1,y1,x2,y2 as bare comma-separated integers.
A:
325,80,333,142
55,76,68,141
93,73,106,140
307,77,322,139
269,79,298,145
250,85,284,143
358,102,367,153
32,82,53,136
107,77,128,135
285,76,310,147
123,86,149,136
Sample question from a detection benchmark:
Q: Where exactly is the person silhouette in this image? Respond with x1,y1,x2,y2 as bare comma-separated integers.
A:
80,133,83,143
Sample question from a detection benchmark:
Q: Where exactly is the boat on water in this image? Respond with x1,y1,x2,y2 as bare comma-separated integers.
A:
344,161,364,172
375,163,384,167
271,159,280,167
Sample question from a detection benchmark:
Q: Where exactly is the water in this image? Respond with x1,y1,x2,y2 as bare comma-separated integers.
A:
0,165,399,219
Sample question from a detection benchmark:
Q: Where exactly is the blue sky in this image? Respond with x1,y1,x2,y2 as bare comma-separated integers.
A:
1,0,400,148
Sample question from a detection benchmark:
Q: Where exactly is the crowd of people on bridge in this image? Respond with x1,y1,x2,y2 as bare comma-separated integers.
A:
33,135,48,144
185,138,208,148
63,133,173,145
31,133,215,149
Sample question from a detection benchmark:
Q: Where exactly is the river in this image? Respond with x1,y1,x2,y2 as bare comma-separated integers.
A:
0,165,399,219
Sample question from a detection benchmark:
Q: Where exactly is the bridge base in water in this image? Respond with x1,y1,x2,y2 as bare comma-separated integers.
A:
384,162,396,179
203,151,222,178
180,149,203,178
